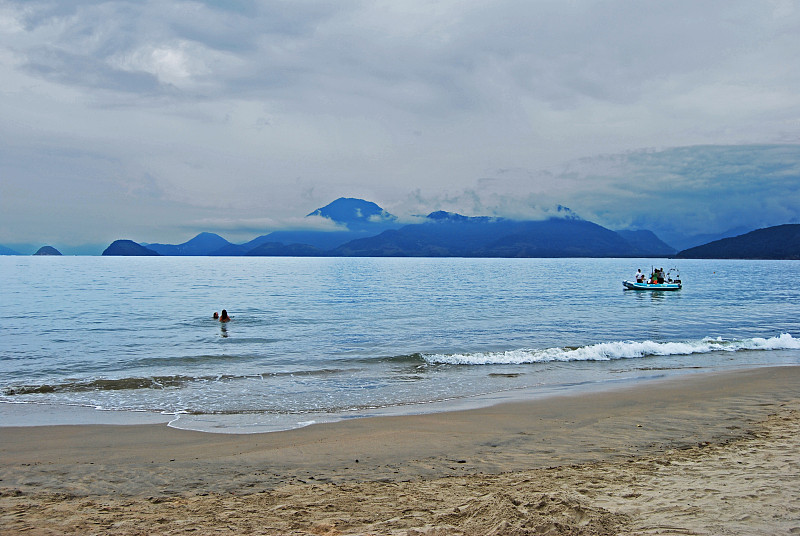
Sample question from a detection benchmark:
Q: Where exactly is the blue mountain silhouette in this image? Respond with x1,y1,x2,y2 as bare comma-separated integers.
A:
146,232,232,256
676,224,800,259
90,197,798,258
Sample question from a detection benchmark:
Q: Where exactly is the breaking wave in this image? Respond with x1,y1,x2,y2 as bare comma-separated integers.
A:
2,368,352,396
424,333,800,365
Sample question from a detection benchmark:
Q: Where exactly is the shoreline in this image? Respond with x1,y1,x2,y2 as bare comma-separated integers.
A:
2,365,799,534
4,361,798,434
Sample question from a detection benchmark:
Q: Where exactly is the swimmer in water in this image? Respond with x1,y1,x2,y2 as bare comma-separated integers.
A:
219,309,231,322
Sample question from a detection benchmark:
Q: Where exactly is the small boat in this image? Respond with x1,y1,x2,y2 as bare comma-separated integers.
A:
623,280,681,291
623,267,682,291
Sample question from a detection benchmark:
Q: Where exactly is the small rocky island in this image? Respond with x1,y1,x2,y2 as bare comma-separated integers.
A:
102,240,160,256
33,246,62,255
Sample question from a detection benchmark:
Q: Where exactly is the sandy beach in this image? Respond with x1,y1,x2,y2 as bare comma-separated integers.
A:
2,366,799,535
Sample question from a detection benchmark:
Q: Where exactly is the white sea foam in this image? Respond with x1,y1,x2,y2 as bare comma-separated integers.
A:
424,333,800,365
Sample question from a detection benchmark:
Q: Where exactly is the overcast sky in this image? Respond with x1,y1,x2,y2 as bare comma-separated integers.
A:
2,0,800,251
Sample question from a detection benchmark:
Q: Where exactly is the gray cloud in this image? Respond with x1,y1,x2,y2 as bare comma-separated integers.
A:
553,145,800,238
1,0,800,246
391,144,800,241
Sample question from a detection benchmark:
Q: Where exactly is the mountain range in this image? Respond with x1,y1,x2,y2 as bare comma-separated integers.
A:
3,197,797,259
106,197,678,258
675,224,800,260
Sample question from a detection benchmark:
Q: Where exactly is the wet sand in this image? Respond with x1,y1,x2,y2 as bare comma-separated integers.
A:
2,366,799,535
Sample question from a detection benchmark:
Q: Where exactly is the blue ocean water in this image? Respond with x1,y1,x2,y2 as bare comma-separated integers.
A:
1,256,799,433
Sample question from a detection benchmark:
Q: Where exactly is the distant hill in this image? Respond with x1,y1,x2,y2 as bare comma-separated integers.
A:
615,230,677,256
676,224,800,259
102,240,160,256
208,243,252,256
146,232,232,256
331,212,653,257
202,234,277,255
252,198,402,251
254,229,383,251
34,246,62,256
245,242,324,256
307,197,398,231
0,244,20,255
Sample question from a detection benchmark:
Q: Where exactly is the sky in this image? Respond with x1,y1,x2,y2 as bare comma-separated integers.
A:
2,0,800,252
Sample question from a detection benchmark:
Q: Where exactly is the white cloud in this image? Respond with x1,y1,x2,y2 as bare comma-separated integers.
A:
184,214,345,238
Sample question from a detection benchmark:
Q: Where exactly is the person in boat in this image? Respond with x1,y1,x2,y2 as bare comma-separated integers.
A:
635,269,645,283
656,268,665,284
219,309,231,322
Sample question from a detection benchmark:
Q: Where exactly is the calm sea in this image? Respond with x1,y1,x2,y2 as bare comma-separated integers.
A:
2,256,799,433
